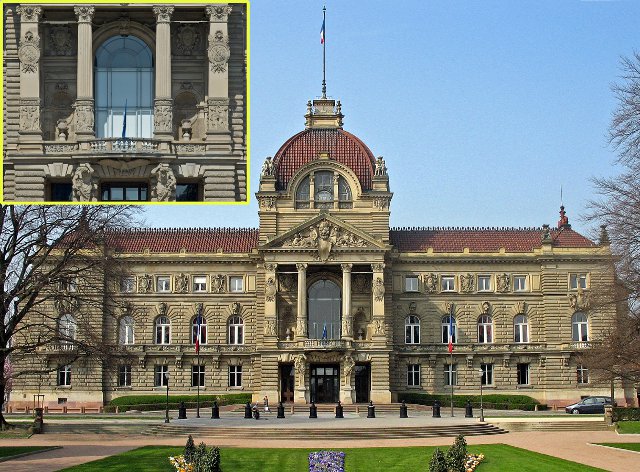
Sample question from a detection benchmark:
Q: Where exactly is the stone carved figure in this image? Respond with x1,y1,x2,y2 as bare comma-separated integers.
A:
175,24,201,55
206,5,233,21
283,220,366,261
153,102,172,133
409,302,417,314
296,317,307,338
481,301,491,314
56,119,69,141
261,156,275,177
74,101,94,133
16,5,42,22
373,277,385,301
174,273,189,293
373,319,384,335
19,103,40,132
211,274,226,293
151,164,176,202
18,31,40,73
138,274,153,293
353,274,370,293
569,286,589,310
460,273,474,293
423,273,438,293
49,25,73,56
231,302,241,315
208,30,230,73
264,318,277,336
341,316,352,337
294,354,306,386
265,277,277,302
342,355,355,386
496,273,510,293
157,302,168,316
374,156,387,176
207,99,228,132
72,164,96,201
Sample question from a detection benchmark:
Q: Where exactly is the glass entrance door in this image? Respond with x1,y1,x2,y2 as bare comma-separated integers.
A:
280,364,294,403
354,364,370,403
309,364,339,403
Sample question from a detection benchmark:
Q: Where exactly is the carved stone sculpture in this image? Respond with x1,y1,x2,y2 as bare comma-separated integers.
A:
153,99,173,134
265,277,277,302
138,275,153,294
497,273,510,293
18,31,40,73
175,24,201,55
264,318,276,336
72,164,96,201
174,273,189,293
374,156,387,176
151,164,176,202
342,355,355,385
423,273,438,293
19,100,40,132
261,156,275,177
49,25,73,56
208,30,230,73
283,220,367,261
207,98,229,132
373,277,385,301
460,273,474,293
294,354,306,386
211,274,226,293
74,100,94,134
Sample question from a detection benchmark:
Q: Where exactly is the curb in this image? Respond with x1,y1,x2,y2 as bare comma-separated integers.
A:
0,446,63,463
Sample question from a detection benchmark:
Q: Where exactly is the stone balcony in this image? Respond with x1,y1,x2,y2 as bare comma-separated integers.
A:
396,342,549,353
41,139,208,155
122,344,255,354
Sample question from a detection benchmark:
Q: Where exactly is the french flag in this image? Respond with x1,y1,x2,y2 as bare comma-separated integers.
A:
195,313,202,354
448,315,454,354
320,18,325,44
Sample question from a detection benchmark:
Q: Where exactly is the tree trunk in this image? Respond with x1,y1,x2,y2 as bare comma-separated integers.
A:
0,356,11,430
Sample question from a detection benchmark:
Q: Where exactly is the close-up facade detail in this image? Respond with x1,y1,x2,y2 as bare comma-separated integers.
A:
8,96,622,411
2,3,247,202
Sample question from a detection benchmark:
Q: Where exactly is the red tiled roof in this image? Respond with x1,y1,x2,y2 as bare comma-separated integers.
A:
389,227,597,253
272,128,376,191
108,228,259,254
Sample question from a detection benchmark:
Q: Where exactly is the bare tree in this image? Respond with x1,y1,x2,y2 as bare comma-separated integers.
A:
0,205,141,428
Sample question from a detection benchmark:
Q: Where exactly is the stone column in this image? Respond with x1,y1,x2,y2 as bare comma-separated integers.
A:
205,4,232,148
16,5,43,146
152,5,174,146
74,6,95,144
264,263,278,340
341,264,353,340
371,263,386,339
296,263,307,340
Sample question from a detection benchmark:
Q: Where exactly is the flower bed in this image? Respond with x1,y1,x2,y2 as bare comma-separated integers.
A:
309,451,345,472
169,455,193,472
465,453,485,471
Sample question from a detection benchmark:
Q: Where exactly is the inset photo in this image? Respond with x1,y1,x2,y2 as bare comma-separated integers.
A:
2,2,248,203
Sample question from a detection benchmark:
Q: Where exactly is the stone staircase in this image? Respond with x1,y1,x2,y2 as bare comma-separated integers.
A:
492,420,612,432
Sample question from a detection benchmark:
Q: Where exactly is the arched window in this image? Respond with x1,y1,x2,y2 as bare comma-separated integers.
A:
295,176,310,209
192,317,207,345
119,316,135,345
95,35,154,138
155,316,170,344
514,315,529,343
59,314,76,343
308,279,341,340
228,316,244,345
478,315,493,343
405,315,420,344
441,316,457,344
295,172,353,209
314,171,334,208
338,176,352,209
572,312,589,342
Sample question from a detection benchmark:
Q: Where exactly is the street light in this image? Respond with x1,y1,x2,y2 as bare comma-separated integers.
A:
477,368,485,422
165,371,170,424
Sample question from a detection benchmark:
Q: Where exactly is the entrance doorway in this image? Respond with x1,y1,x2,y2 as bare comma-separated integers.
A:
279,364,294,403
309,364,339,403
354,364,370,403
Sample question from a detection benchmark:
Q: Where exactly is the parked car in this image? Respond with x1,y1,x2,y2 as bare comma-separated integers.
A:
564,396,615,414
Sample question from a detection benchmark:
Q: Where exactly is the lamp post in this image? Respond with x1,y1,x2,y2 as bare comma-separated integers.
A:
477,368,485,422
165,371,170,423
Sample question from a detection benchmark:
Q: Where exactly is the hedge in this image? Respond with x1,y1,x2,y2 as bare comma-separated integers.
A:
398,392,544,411
612,407,640,422
104,393,252,413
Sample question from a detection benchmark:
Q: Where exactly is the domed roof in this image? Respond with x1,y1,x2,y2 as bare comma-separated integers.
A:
272,127,376,191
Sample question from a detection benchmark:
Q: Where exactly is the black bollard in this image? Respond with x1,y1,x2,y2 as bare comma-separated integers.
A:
335,401,344,419
400,400,408,418
277,401,285,419
178,401,187,419
212,401,220,419
244,402,252,419
465,400,473,418
367,401,375,418
309,401,318,418
433,399,441,418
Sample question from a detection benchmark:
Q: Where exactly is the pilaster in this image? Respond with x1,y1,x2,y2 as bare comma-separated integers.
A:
17,5,43,146
341,264,353,340
263,263,278,345
296,263,308,341
153,5,174,146
371,263,386,341
74,6,95,143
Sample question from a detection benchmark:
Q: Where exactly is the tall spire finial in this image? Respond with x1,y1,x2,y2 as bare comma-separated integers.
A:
321,5,327,98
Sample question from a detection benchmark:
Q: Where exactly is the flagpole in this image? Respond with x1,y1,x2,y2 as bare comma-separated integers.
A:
322,5,326,98
450,305,454,417
196,306,202,418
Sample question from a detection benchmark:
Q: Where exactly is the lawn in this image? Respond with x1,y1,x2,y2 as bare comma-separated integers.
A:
61,444,605,472
617,421,640,434
597,443,640,452
0,446,55,459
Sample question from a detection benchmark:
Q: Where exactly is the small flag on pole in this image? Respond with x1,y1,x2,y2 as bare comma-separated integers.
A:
322,322,328,340
320,17,325,44
448,315,454,354
195,313,202,354
121,99,127,139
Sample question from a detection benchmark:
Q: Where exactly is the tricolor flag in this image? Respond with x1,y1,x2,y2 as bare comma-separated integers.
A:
320,18,325,44
448,315,454,354
195,313,203,354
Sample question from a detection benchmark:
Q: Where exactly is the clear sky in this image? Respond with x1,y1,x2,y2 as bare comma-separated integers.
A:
145,0,640,237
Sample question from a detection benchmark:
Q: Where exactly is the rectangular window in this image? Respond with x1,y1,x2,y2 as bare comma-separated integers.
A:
444,364,457,386
513,275,527,292
50,182,73,201
229,365,243,387
481,363,493,386
570,274,588,290
154,365,168,387
156,276,171,293
441,276,455,292
58,365,71,386
192,364,205,387
577,364,589,384
517,363,530,385
101,183,148,201
405,276,419,292
59,277,77,293
176,183,200,202
407,364,420,386
118,365,132,387
193,276,207,292
229,276,244,293
120,276,135,293
477,275,492,292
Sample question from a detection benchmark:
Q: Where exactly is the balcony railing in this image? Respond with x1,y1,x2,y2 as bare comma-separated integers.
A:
303,339,349,350
89,138,159,153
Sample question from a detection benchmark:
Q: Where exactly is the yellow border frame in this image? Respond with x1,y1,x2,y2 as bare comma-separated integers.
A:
0,0,251,205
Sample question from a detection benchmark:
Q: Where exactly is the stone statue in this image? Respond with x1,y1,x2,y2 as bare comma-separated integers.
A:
265,277,277,302
72,164,95,201
174,273,189,293
342,355,355,385
374,156,387,176
261,156,275,177
151,164,176,202
373,277,385,301
294,354,306,386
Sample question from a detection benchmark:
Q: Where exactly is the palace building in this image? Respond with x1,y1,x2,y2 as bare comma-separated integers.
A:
8,96,624,412
2,3,247,202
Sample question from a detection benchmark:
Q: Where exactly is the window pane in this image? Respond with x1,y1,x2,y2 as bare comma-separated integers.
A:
125,186,139,200
111,186,124,200
176,184,199,201
50,183,73,201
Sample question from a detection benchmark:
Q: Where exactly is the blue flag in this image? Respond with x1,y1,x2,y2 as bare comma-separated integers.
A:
121,99,127,139
322,323,328,340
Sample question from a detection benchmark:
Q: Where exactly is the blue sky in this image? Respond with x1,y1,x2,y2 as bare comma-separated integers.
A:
146,0,640,236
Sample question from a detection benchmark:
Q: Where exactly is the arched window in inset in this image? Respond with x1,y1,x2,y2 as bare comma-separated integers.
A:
228,316,244,345
119,316,135,345
295,176,310,209
514,314,529,343
572,312,589,342
192,316,207,345
478,315,493,343
441,315,457,344
295,172,353,209
308,279,341,340
95,35,154,138
405,315,420,344
155,316,171,344
59,314,77,343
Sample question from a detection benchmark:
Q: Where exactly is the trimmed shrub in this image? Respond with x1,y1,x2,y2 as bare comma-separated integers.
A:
612,407,640,422
398,392,542,411
184,435,196,463
446,435,467,472
193,442,222,472
428,447,447,472
104,393,251,413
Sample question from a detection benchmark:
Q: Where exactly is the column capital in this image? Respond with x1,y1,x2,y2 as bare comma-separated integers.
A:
296,263,308,271
16,5,42,22
264,263,277,272
372,263,385,272
153,5,174,23
206,5,233,22
74,6,95,23
341,263,353,273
